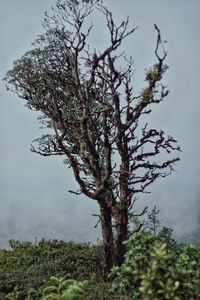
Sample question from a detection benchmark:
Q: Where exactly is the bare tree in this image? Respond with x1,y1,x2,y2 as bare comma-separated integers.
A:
4,0,181,272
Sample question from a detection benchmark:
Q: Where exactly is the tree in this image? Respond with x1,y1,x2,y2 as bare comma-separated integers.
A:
4,0,181,272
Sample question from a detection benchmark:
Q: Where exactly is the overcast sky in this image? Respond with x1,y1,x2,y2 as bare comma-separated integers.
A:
0,0,199,248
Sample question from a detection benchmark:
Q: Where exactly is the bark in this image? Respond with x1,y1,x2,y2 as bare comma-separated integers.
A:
99,199,129,272
114,206,128,266
99,203,114,273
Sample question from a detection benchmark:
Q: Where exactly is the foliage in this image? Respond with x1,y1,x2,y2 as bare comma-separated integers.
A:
0,239,104,299
111,229,200,299
0,230,200,299
41,276,86,300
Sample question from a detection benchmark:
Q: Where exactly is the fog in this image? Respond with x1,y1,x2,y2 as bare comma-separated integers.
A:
0,0,199,248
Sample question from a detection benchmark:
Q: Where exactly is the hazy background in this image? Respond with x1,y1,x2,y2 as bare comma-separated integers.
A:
0,0,199,248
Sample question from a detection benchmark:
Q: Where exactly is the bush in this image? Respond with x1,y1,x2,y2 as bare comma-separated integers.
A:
111,228,200,300
1,230,200,300
0,239,104,299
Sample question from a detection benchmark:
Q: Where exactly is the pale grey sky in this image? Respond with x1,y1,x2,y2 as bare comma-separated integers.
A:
0,0,200,248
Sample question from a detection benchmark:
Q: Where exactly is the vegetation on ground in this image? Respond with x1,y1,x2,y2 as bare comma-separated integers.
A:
112,228,200,299
0,226,199,300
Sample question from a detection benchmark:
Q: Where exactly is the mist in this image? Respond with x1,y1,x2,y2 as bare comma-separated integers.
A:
0,0,200,248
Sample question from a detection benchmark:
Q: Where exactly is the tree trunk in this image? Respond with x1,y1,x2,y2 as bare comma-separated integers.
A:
99,201,129,272
99,203,114,273
114,206,128,266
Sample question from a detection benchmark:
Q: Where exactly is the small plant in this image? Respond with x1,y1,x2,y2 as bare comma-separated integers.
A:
41,276,86,300
146,206,162,235
141,87,152,102
139,242,180,300
128,205,161,236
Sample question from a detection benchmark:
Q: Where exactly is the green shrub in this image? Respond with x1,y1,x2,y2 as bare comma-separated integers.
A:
0,239,104,299
111,229,200,300
1,231,200,300
41,276,86,300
